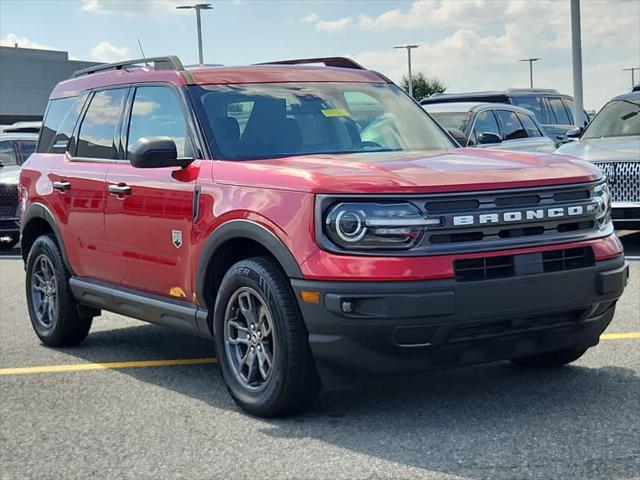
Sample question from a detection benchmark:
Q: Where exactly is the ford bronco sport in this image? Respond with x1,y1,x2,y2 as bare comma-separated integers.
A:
20,56,629,417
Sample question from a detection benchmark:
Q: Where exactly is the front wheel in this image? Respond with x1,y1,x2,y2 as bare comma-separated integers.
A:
214,257,320,417
26,235,93,347
510,347,587,368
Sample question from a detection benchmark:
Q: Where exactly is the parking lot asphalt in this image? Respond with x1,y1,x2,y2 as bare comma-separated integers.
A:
0,234,638,480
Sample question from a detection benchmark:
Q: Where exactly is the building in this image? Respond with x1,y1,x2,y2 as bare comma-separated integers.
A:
0,46,101,125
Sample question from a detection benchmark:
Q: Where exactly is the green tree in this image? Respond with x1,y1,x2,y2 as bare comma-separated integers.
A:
401,73,447,101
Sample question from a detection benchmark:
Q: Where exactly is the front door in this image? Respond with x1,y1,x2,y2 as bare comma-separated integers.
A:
105,85,199,301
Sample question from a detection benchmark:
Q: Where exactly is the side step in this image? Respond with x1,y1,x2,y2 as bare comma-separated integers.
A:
69,278,211,338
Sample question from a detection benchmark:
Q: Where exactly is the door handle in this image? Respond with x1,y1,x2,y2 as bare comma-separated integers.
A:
108,184,132,195
53,181,71,191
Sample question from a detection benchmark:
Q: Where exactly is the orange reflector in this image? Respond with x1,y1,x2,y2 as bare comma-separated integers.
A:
300,290,320,304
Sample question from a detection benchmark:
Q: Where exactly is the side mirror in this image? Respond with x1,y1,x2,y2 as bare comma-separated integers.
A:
477,132,502,145
446,128,468,147
566,126,583,139
129,137,193,169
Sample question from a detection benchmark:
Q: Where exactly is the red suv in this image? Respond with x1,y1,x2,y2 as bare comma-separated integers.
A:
20,56,628,417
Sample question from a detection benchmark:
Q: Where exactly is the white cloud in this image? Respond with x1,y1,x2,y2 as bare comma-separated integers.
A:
81,0,195,16
301,13,319,23
316,17,352,33
0,33,56,50
89,41,129,62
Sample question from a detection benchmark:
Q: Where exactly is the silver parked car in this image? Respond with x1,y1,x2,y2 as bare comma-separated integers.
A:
556,90,639,229
423,102,556,153
0,132,38,249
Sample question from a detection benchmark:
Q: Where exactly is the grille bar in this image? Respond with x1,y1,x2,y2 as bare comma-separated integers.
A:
595,161,640,203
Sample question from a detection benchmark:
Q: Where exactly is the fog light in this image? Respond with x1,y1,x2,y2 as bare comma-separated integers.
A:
341,300,354,313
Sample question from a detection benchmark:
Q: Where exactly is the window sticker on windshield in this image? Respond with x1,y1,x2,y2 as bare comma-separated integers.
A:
321,108,350,118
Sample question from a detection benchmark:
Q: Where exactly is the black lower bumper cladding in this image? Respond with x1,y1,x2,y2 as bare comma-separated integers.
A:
292,255,629,388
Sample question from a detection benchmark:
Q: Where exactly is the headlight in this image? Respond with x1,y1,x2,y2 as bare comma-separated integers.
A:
324,202,439,250
593,181,612,229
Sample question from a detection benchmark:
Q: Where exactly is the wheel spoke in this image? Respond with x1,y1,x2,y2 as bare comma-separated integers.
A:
257,306,271,337
238,291,258,324
37,296,47,317
257,348,272,380
47,300,55,323
245,350,257,384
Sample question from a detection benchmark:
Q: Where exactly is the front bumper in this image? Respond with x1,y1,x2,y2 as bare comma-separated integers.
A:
292,255,628,388
0,217,20,236
612,203,640,229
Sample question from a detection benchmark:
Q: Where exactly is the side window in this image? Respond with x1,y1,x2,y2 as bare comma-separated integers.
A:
470,110,500,145
0,141,17,166
127,86,191,158
548,97,571,125
77,89,127,159
16,140,37,164
516,113,542,137
38,96,79,153
511,96,546,124
496,110,527,140
562,98,589,126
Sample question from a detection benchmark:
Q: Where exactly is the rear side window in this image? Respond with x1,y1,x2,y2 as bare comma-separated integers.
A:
126,86,191,158
496,110,527,140
562,98,589,126
511,96,546,124
516,112,542,137
548,97,571,125
77,89,127,159
0,141,17,166
38,97,78,153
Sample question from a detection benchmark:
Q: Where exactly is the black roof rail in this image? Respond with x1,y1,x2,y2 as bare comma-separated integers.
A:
256,57,366,70
71,55,185,78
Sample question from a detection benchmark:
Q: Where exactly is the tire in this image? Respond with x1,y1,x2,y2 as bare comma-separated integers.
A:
510,347,587,368
0,233,19,250
214,257,321,417
25,234,93,347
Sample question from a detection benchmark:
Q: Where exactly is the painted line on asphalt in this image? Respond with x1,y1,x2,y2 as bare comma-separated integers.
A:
0,357,217,376
600,331,640,340
1,332,638,376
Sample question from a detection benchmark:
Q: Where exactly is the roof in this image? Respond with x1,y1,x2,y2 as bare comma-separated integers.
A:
423,101,537,115
421,88,566,104
611,90,640,102
50,56,385,99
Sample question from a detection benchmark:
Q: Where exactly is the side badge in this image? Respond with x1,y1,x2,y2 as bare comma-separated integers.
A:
172,230,183,249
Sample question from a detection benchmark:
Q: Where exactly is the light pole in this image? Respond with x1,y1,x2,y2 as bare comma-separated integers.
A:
519,58,540,89
622,67,640,88
177,3,213,65
570,0,584,127
394,44,419,98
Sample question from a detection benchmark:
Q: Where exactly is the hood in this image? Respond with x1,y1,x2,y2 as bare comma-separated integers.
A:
556,135,640,162
213,149,602,194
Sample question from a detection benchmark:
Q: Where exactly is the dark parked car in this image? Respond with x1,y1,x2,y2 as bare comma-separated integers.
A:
421,88,589,146
557,90,639,229
0,132,38,249
423,102,555,153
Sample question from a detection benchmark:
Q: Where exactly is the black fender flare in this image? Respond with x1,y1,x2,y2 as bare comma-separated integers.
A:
21,203,74,274
195,219,303,304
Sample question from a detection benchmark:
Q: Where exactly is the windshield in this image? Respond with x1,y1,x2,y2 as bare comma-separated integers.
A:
428,112,471,132
190,82,453,160
583,98,640,139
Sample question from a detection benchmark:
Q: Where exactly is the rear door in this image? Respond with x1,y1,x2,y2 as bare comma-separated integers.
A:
104,85,199,300
47,88,128,281
468,109,501,148
545,96,574,143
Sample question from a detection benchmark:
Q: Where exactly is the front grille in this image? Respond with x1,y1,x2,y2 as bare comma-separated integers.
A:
454,247,594,282
594,161,640,203
0,184,19,218
418,182,602,253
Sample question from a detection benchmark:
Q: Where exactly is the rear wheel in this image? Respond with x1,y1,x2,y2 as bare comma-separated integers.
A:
510,347,587,368
214,257,320,417
26,235,93,347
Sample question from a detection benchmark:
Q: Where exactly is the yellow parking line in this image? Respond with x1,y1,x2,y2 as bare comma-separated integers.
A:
600,332,640,340
0,357,217,376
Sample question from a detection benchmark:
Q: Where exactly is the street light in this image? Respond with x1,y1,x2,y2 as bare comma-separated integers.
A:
394,44,419,98
570,0,584,127
622,67,640,88
519,58,541,89
177,3,213,65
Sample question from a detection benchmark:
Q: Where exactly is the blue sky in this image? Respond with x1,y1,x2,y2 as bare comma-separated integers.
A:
1,0,639,110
